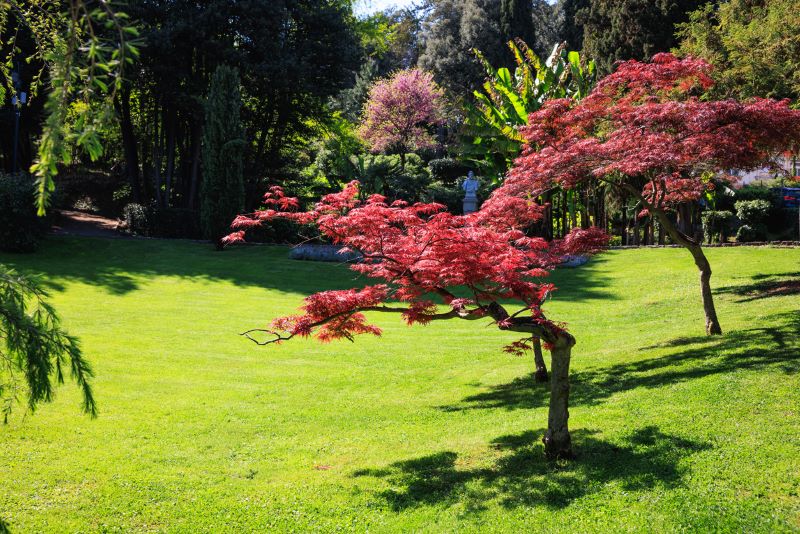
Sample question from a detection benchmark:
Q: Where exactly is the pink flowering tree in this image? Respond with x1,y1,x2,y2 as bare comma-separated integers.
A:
488,53,800,335
224,184,607,459
359,69,446,169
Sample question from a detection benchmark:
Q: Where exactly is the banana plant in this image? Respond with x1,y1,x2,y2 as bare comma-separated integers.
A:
461,40,595,183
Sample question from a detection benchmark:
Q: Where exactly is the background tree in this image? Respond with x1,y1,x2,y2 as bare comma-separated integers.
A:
223,183,608,459
578,0,707,74
491,54,800,335
675,0,800,102
201,65,244,248
418,0,504,100
463,40,595,181
359,69,446,169
113,0,361,211
558,0,590,51
500,0,536,66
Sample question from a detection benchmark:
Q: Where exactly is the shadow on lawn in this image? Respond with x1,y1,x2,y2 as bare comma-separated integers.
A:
353,426,709,512
0,236,359,296
715,271,800,302
0,236,617,303
442,311,799,412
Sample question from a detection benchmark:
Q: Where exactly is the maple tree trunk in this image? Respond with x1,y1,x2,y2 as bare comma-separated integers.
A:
486,302,575,459
652,209,722,335
543,333,575,459
532,337,548,383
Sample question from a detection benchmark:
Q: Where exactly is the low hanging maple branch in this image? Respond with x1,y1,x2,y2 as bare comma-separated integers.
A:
488,53,800,335
225,182,608,458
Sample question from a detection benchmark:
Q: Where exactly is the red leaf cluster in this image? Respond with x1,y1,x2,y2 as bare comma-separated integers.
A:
228,182,608,344
486,54,800,214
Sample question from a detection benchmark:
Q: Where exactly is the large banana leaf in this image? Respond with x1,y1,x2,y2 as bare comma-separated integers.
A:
462,40,596,184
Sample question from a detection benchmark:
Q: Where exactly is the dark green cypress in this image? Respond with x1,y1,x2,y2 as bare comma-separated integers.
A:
201,65,245,248
580,0,706,74
500,0,536,62
560,0,590,51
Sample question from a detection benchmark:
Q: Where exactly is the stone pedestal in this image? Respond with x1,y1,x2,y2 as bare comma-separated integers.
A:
463,194,478,214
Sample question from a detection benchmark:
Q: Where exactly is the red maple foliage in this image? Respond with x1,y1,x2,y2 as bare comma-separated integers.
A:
226,183,606,345
487,53,800,335
225,182,608,458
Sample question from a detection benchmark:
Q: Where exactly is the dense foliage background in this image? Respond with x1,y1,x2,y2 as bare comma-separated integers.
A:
1,0,797,246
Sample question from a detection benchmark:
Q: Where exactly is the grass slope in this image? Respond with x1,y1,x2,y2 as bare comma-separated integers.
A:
0,237,798,533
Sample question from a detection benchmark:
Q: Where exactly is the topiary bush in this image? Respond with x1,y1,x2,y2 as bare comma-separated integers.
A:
735,199,772,225
701,210,733,243
423,181,463,213
0,173,50,252
122,203,151,236
734,199,772,241
736,224,768,242
428,158,469,185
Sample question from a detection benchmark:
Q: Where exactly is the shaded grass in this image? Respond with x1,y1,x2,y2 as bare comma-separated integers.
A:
0,238,798,532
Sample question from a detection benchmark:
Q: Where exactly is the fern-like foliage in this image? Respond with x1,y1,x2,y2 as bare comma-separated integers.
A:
0,266,95,422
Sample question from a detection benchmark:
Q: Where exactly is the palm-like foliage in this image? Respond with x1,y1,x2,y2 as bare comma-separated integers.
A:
462,40,595,182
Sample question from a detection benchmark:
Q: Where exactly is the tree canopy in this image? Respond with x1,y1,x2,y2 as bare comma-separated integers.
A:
676,0,800,102
578,0,706,74
359,69,446,160
490,53,800,334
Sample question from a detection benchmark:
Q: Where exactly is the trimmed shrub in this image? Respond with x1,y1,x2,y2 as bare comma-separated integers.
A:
736,224,767,242
428,158,469,185
0,173,50,252
423,181,463,213
701,210,733,243
735,200,772,241
735,199,772,225
122,203,150,236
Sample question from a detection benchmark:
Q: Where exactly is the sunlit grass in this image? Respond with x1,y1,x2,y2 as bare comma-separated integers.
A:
1,238,798,532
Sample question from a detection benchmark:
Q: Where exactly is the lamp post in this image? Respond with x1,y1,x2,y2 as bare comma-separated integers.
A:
10,65,27,173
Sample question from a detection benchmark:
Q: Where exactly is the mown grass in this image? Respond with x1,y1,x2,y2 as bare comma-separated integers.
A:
0,237,798,532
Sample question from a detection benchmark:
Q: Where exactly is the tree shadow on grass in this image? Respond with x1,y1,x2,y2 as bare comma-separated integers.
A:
715,271,800,302
353,426,709,512
0,236,619,304
547,255,618,302
441,311,799,413
0,236,361,296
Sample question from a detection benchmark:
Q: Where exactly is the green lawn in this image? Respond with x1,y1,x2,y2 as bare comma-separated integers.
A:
1,237,798,532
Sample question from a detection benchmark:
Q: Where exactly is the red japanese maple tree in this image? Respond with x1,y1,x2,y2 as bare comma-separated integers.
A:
225,183,607,459
489,53,800,335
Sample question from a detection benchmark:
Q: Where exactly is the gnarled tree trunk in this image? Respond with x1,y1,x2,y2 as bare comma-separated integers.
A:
652,209,722,335
542,332,575,459
487,302,575,459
